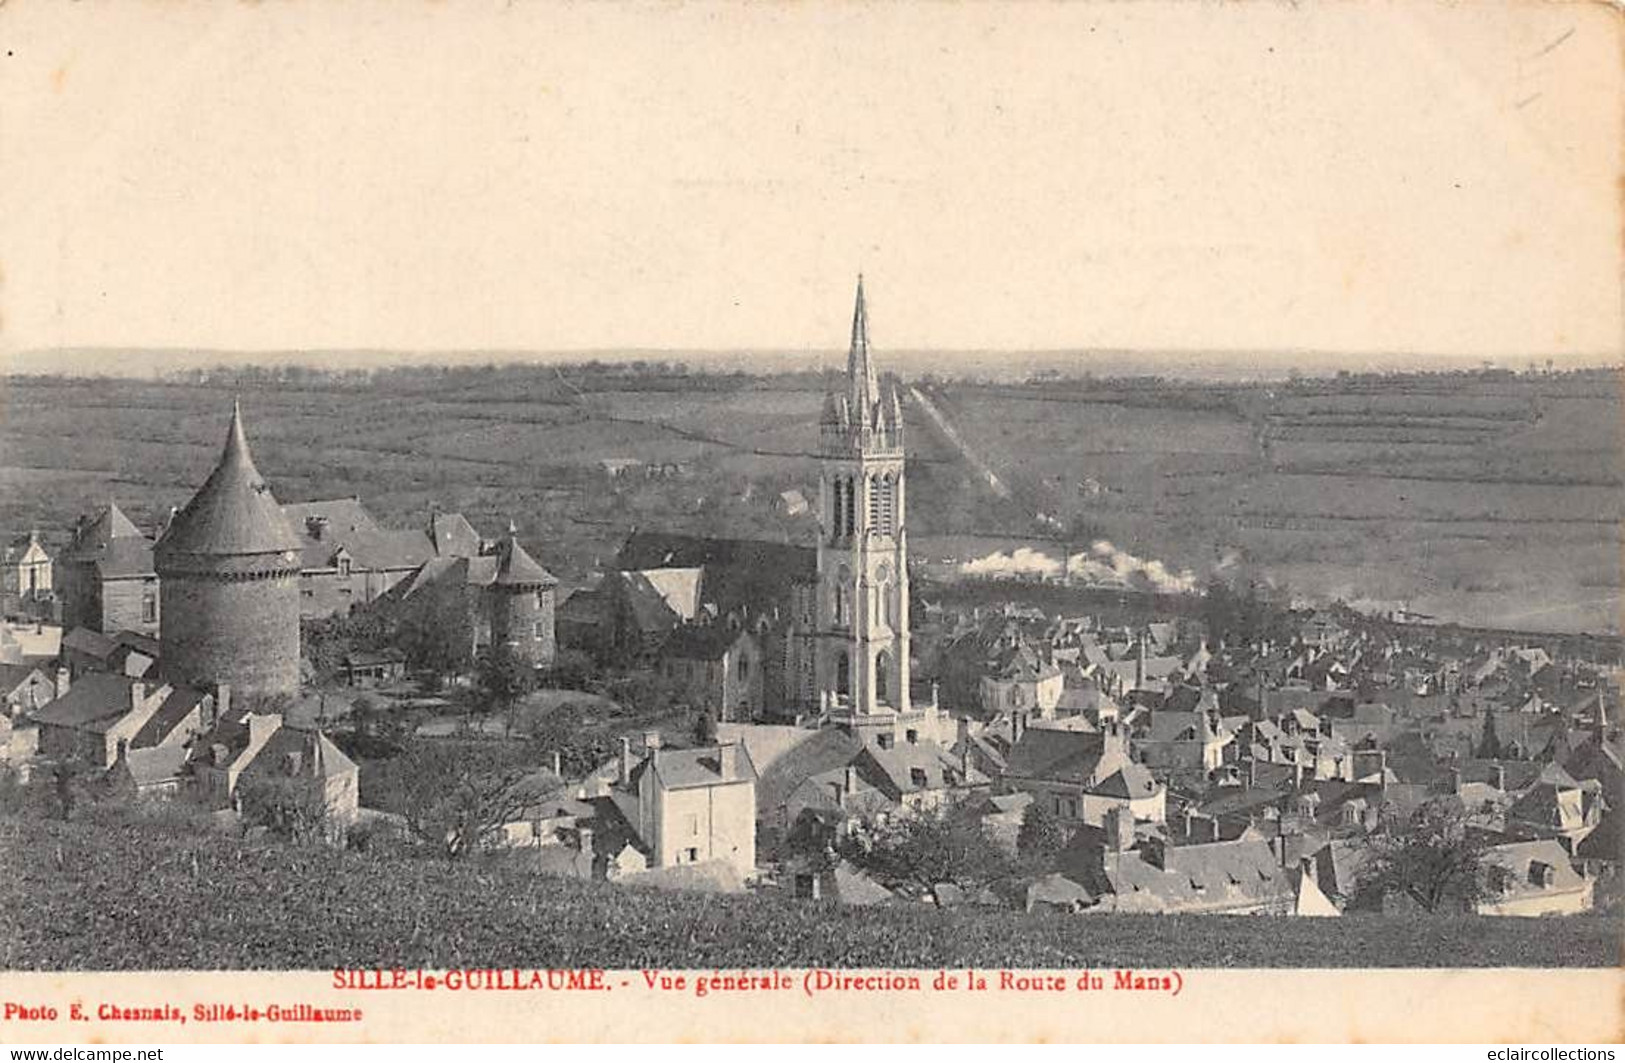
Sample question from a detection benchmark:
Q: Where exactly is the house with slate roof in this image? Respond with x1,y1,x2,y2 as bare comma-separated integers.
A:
56,501,160,637
283,498,471,619
569,731,758,879
1055,811,1304,915
1478,839,1594,916
31,672,216,773
189,709,359,832
1000,718,1166,827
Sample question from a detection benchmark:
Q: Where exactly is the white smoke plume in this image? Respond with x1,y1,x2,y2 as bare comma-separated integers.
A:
1067,540,1197,594
959,547,1063,580
958,540,1198,595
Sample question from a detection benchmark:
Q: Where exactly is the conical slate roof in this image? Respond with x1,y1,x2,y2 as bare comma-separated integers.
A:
846,274,881,425
492,523,557,587
157,402,302,558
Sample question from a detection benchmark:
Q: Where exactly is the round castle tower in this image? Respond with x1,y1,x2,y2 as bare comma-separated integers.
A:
155,402,303,699
489,522,558,668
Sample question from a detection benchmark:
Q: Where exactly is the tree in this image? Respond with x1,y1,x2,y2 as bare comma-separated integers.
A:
844,801,1017,898
1015,801,1070,863
480,653,538,716
237,775,339,846
369,740,549,860
1476,713,1502,760
1356,797,1491,913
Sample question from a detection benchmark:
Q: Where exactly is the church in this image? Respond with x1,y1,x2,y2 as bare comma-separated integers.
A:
811,277,943,746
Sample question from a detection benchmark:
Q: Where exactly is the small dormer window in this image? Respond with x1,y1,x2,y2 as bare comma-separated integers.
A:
910,768,929,789
338,557,352,577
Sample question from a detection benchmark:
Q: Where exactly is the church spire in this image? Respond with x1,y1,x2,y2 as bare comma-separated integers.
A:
847,274,880,423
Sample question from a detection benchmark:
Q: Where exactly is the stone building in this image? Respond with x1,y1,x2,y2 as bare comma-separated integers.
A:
382,521,558,672
812,278,947,754
658,621,763,723
282,498,454,619
156,403,303,700
56,502,160,636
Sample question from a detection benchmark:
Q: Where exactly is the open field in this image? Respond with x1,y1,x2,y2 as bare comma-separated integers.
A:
2,815,1615,969
0,365,1618,630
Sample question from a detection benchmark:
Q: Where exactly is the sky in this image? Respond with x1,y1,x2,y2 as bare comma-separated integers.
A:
1,1,1619,368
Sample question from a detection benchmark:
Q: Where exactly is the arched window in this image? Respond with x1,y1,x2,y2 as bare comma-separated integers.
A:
880,472,897,534
835,650,851,698
868,474,883,532
883,584,897,630
835,565,852,626
875,650,892,705
831,479,844,541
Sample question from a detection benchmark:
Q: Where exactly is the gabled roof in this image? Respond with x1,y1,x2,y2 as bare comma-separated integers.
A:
428,511,484,558
1002,727,1129,789
129,685,209,749
756,727,866,812
612,572,682,634
635,743,757,791
157,403,301,558
119,744,189,788
0,662,47,695
237,726,359,784
30,673,135,729
281,499,439,572
62,626,119,660
63,503,155,578
856,739,982,798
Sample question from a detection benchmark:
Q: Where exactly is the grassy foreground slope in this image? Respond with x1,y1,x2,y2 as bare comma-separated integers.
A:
1,817,1616,970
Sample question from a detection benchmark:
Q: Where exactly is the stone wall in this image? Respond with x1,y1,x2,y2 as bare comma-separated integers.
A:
160,571,300,698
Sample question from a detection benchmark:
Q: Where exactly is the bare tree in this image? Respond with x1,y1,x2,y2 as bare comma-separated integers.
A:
844,800,1016,899
371,740,549,859
1356,797,1491,913
237,775,341,846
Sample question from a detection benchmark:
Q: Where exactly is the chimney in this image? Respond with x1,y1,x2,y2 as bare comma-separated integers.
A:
1245,758,1258,789
215,683,231,723
577,825,594,862
719,742,738,778
643,730,662,753
116,737,129,764
55,666,70,698
618,736,633,786
1447,766,1462,794
1135,631,1146,690
843,764,858,807
1492,763,1506,792
1181,805,1196,840
130,681,146,711
1293,761,1306,789
549,750,562,777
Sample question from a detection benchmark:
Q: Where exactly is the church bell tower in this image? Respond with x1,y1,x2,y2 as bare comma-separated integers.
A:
815,276,911,723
